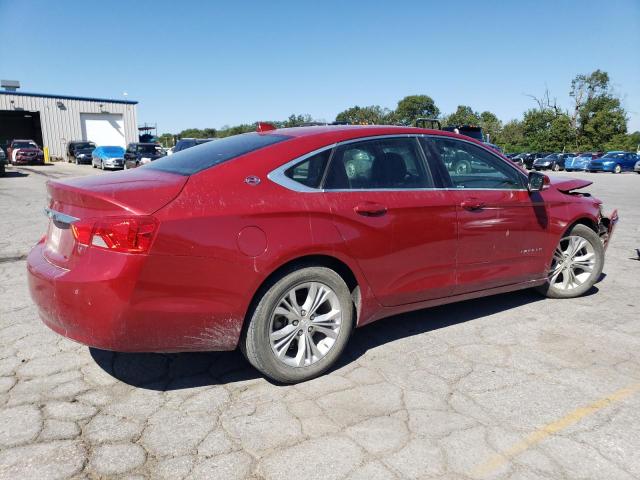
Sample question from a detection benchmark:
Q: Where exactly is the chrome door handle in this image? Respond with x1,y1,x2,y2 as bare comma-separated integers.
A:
354,202,388,217
460,200,486,211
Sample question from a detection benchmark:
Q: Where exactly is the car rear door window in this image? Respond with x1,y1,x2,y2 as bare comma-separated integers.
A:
285,149,332,188
426,137,525,190
324,137,433,190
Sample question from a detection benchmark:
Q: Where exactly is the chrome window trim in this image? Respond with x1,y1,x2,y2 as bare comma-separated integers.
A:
267,143,337,193
44,208,80,225
268,133,529,193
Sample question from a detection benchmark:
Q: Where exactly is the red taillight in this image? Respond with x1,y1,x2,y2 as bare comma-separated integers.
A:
71,216,158,253
71,219,94,245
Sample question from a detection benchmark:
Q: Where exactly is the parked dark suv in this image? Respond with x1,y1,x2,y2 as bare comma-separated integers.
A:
123,143,166,170
173,138,215,153
67,141,96,165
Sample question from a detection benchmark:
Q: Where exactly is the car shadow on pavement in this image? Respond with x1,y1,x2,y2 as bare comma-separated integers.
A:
90,285,600,390
1,170,29,178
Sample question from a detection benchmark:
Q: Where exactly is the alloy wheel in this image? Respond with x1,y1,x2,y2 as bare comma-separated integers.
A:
614,164,622,174
269,282,342,367
548,235,596,291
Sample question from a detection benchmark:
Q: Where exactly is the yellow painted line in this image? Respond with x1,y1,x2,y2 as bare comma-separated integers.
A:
471,382,640,478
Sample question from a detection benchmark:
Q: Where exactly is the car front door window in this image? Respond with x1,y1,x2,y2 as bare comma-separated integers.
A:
431,138,524,190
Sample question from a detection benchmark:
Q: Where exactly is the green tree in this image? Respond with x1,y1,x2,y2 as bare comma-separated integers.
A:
283,114,314,127
570,70,627,150
627,131,640,152
522,108,573,152
479,111,502,144
578,96,627,150
216,124,254,137
603,131,640,151
335,105,391,125
391,95,439,125
177,128,217,139
157,133,175,147
498,120,525,152
444,105,481,127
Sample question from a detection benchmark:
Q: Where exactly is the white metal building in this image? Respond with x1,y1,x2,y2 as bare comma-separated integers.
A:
0,90,138,159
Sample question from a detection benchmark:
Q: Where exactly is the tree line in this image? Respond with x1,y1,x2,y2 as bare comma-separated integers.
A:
159,70,639,153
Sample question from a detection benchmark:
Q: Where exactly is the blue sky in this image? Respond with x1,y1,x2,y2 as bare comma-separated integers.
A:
1,0,638,133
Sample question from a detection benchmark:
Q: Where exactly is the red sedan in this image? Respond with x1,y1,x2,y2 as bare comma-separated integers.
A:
27,125,617,383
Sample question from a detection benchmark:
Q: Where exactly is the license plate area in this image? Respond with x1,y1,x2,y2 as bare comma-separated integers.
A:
44,218,77,267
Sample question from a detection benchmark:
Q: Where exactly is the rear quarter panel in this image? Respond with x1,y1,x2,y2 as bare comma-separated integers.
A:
149,139,375,334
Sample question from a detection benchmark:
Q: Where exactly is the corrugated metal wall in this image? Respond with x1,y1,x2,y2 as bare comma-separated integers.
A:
0,93,138,158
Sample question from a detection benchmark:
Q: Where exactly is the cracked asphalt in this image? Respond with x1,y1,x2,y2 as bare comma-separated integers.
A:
1,162,639,479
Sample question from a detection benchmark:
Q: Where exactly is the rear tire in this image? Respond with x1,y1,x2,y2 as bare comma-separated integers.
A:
536,224,604,299
241,266,354,383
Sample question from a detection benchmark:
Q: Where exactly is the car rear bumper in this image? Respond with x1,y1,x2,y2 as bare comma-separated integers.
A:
27,241,245,352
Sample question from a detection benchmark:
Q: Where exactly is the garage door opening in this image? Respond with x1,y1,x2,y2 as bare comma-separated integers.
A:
0,110,43,154
80,113,125,148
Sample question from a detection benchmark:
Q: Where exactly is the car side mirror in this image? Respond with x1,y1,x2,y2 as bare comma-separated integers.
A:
527,171,548,192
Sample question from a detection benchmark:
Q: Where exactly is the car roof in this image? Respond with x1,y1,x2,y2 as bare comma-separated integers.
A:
260,124,481,145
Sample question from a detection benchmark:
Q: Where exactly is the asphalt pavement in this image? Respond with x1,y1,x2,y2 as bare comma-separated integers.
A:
1,162,639,479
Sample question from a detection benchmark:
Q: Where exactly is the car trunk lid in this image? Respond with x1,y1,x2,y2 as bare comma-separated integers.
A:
43,169,188,268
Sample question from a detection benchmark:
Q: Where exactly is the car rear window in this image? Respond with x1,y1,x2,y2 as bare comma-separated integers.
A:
147,133,291,175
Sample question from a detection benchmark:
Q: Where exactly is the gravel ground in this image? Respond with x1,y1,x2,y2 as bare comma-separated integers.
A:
1,162,639,479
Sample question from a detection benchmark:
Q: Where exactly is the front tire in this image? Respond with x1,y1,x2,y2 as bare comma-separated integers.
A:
552,163,560,171
536,224,604,299
241,266,354,383
613,164,622,174
100,160,105,170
